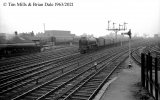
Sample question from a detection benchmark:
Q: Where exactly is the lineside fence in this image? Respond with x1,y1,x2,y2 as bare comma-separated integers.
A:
141,53,159,100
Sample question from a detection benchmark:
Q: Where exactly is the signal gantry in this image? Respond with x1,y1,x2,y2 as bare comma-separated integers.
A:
107,20,128,44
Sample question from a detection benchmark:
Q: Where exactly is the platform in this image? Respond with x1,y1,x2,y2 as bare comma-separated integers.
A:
94,58,155,100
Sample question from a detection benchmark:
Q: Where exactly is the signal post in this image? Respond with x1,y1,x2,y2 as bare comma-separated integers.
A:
107,20,132,67
122,29,132,67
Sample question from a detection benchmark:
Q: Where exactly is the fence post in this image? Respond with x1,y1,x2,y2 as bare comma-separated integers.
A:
146,54,149,90
144,54,147,88
155,58,158,100
141,53,145,87
149,55,153,95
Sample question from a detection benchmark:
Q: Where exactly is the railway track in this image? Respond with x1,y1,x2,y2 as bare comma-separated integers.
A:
131,46,160,68
150,46,160,58
131,47,142,65
0,47,79,99
130,39,156,63
0,45,128,100
9,46,129,100
0,39,151,100
0,45,76,63
0,54,82,97
0,45,120,99
0,49,78,77
0,47,79,86
0,53,79,87
63,52,128,100
0,47,78,72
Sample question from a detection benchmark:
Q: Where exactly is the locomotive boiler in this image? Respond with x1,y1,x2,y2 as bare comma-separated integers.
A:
79,37,98,54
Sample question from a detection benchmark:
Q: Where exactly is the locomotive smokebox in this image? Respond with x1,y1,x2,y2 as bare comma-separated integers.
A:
79,36,98,54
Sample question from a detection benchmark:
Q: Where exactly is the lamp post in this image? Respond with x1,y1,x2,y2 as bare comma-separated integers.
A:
119,24,123,46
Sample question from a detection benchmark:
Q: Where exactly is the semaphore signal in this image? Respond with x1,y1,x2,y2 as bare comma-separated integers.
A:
121,29,132,68
121,29,132,39
106,20,128,44
107,20,132,67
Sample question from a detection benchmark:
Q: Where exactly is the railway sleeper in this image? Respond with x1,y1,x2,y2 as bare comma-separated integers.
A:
63,81,89,98
32,90,47,94
10,88,24,95
69,98,85,100
76,91,93,95
25,95,38,100
51,81,67,85
49,82,82,99
9,81,32,93
79,88,95,91
39,88,53,91
62,89,76,96
87,80,101,84
81,84,99,89
81,87,97,91
74,92,92,97
43,85,57,88
94,76,106,79
30,92,43,97
65,74,79,78
85,82,100,86
71,95,89,100
1,81,34,94
76,89,95,94
45,97,57,100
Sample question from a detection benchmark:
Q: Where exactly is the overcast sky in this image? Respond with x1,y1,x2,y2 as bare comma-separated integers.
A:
0,0,160,37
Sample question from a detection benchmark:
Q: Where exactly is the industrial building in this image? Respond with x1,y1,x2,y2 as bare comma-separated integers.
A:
36,30,77,45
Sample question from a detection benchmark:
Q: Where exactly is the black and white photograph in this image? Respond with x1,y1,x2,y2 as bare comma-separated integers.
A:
0,0,160,100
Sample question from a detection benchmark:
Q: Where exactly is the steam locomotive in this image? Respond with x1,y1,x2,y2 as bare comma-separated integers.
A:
79,36,127,54
79,37,98,54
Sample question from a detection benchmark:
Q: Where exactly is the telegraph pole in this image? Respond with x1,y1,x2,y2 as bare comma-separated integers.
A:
119,24,123,46
124,22,128,30
108,20,110,30
43,23,45,34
